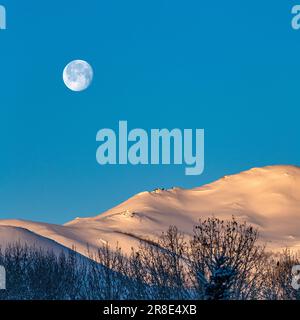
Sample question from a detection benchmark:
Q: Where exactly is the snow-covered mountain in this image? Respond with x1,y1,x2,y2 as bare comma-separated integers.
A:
0,165,300,256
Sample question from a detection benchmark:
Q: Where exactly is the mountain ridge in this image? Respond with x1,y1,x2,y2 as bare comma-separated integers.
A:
0,165,299,256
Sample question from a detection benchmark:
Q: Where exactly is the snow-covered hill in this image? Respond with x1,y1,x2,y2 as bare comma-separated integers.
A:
0,165,299,256
0,225,72,254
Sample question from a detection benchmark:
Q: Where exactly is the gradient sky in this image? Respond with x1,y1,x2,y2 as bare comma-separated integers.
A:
0,0,299,223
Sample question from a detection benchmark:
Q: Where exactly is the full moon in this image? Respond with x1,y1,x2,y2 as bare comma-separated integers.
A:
63,60,93,92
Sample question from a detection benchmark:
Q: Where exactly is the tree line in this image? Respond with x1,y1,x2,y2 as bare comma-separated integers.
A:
0,217,299,300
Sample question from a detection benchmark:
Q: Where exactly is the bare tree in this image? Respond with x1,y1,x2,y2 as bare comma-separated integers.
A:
128,226,190,299
86,243,129,300
262,250,300,300
188,217,266,300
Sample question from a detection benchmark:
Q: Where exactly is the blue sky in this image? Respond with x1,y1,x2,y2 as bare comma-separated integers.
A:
0,0,299,223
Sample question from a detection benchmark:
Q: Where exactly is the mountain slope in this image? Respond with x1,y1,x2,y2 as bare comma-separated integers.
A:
0,225,72,254
0,165,299,255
